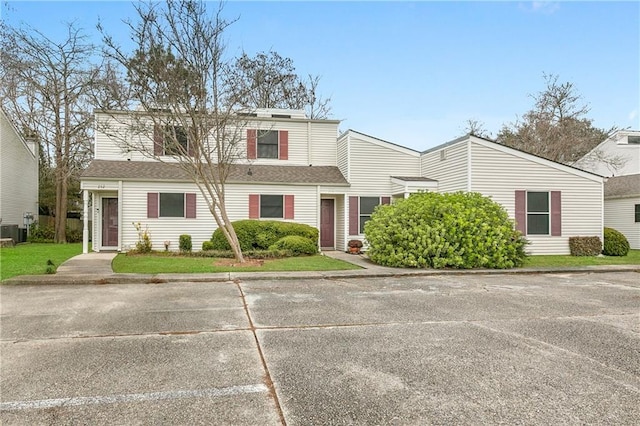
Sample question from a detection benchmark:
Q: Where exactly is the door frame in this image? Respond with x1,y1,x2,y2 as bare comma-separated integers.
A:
320,197,336,250
97,194,119,251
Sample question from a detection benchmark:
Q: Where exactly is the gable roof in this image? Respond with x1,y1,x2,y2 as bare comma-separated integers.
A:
0,108,37,160
423,133,604,183
338,129,421,157
604,174,640,199
82,160,349,186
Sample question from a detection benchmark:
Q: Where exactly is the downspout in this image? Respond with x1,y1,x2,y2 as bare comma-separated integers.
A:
82,189,89,254
467,138,472,192
118,180,123,251
92,192,97,252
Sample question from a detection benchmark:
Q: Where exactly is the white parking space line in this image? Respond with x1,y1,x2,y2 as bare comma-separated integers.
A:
0,384,268,411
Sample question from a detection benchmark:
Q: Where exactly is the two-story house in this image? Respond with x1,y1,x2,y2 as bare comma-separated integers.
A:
81,108,604,256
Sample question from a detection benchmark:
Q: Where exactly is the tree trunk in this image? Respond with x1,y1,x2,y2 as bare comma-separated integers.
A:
54,165,68,243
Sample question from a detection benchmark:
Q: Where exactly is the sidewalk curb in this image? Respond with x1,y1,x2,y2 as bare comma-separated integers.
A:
3,265,639,286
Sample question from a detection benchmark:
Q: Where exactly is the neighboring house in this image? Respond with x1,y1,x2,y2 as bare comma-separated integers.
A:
81,109,604,256
576,130,640,247
603,174,640,249
0,108,38,242
575,130,640,177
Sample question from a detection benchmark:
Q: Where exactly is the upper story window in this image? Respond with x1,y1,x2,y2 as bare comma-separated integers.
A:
154,125,191,156
258,130,279,159
627,135,640,144
635,204,640,223
247,129,288,160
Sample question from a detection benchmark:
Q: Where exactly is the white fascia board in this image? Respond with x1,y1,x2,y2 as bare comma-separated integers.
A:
344,130,421,157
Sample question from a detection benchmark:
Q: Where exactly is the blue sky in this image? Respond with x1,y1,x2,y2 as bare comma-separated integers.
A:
2,1,639,150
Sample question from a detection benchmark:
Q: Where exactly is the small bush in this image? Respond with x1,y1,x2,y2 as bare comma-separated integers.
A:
569,236,602,256
45,259,56,274
132,222,152,253
364,192,528,269
210,220,319,251
179,234,192,252
202,241,214,251
602,227,630,256
28,223,83,243
269,236,318,256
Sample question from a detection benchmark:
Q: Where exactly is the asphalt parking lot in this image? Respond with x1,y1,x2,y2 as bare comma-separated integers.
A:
1,272,639,425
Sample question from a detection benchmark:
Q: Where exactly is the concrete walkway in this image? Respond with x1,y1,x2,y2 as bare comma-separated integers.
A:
3,250,639,286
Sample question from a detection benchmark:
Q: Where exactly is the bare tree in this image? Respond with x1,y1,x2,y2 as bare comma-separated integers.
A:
1,22,98,243
225,50,332,119
98,0,248,261
461,118,491,139
496,73,619,169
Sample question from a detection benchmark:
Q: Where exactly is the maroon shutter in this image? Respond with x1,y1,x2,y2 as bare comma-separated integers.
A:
147,193,159,218
185,193,196,219
247,129,257,159
514,190,526,234
381,196,391,205
279,130,288,160
284,195,294,219
349,196,359,235
249,194,260,219
551,191,561,236
153,125,163,156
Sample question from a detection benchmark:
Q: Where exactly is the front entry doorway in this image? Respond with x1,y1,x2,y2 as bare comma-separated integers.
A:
320,199,335,249
102,198,118,248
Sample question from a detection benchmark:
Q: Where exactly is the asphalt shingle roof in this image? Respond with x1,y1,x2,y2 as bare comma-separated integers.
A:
82,160,349,186
604,174,640,199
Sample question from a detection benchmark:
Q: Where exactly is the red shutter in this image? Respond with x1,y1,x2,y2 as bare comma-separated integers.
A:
185,193,196,219
284,195,294,219
381,196,391,205
279,130,288,160
249,194,260,219
147,193,159,218
349,196,359,235
247,129,257,159
153,125,163,156
514,190,526,234
551,191,561,236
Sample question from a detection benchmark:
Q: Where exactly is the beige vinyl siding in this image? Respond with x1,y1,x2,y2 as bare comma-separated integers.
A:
309,121,339,166
348,135,421,195
420,141,469,192
224,183,318,224
470,141,603,255
337,136,349,180
0,111,38,227
604,197,640,249
120,181,217,252
334,196,345,251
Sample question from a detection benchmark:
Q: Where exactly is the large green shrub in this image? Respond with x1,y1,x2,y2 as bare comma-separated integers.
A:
269,236,318,256
602,227,630,256
569,236,602,256
364,192,528,269
210,220,318,251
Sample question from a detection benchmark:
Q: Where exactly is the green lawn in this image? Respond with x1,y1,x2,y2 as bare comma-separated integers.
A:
524,250,640,267
112,253,361,274
0,243,84,280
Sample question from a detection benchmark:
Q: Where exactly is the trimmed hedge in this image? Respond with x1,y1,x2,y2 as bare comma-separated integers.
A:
179,234,192,252
269,236,318,256
210,220,318,251
602,227,630,256
364,192,528,269
569,236,602,256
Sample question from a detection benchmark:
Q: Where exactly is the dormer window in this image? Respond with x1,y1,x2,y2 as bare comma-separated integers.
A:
627,135,640,144
271,114,291,119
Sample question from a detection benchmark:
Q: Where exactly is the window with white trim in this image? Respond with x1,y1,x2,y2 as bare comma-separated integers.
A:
526,191,550,235
359,197,380,234
260,195,283,218
635,204,640,222
159,193,185,217
257,130,278,159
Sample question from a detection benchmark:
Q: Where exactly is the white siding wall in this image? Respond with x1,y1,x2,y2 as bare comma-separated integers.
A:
420,141,469,192
337,136,349,180
0,112,38,227
119,182,320,252
470,141,603,255
335,196,345,251
310,122,338,166
604,197,640,249
576,136,640,177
